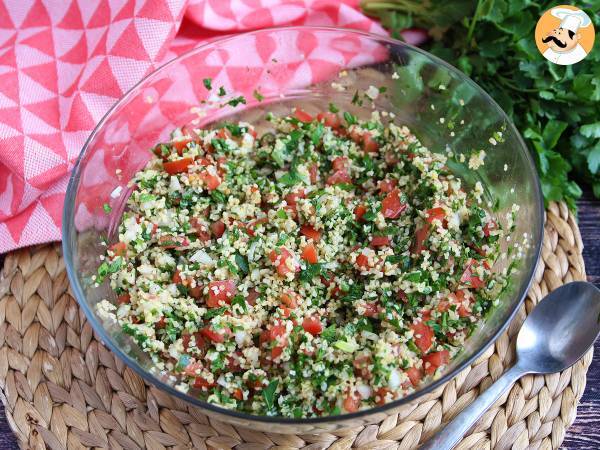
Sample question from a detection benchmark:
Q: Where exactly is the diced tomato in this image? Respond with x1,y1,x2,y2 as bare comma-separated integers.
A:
193,377,216,389
326,169,351,185
356,253,370,269
483,220,498,237
300,225,321,242
460,259,486,289
370,235,391,248
199,170,221,190
332,156,349,171
406,367,423,387
271,345,285,359
411,223,430,255
159,235,189,249
109,242,127,257
210,220,226,238
378,179,397,193
172,270,183,284
437,301,450,312
410,321,433,353
353,355,372,379
349,128,363,144
269,247,299,276
301,243,318,264
207,280,236,307
423,350,449,375
381,189,407,219
216,128,229,140
426,207,445,224
189,285,203,300
190,218,211,241
117,293,130,304
362,133,379,153
285,189,305,208
354,205,367,222
233,388,243,401
156,317,166,329
363,303,380,318
163,157,193,175
246,289,259,306
279,306,292,318
280,292,299,309
172,139,191,155
294,108,313,123
302,316,322,336
317,112,341,129
343,394,361,413
309,163,319,183
184,362,202,377
200,327,227,343
397,290,408,303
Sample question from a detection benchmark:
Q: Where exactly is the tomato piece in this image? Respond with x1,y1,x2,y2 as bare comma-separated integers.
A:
172,139,191,155
411,223,430,255
189,218,210,241
199,170,221,190
317,112,341,128
423,350,449,375
294,108,313,123
172,270,183,284
309,163,319,183
184,361,202,377
343,395,360,413
370,235,391,248
109,242,127,257
246,289,259,306
354,205,367,222
285,189,305,208
460,259,485,289
163,157,193,175
381,189,407,219
271,345,285,359
363,303,380,318
300,225,321,242
353,355,372,379
269,247,299,276
375,387,390,405
233,388,243,401
189,285,203,300
483,220,498,237
406,367,423,387
397,290,408,303
356,253,370,269
117,293,130,304
349,128,363,144
362,133,379,153
410,321,433,353
302,316,322,336
378,179,397,193
301,243,318,264
210,220,226,238
200,327,226,343
426,207,445,224
280,292,299,309
193,377,216,389
332,156,348,171
156,317,167,329
326,169,351,185
207,280,236,307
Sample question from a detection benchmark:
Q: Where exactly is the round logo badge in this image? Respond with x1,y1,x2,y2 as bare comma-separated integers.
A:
535,5,595,65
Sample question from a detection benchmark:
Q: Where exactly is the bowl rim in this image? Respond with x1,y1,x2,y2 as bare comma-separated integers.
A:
62,25,544,425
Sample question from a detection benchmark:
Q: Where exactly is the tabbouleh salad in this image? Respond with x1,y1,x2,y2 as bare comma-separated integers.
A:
96,106,517,418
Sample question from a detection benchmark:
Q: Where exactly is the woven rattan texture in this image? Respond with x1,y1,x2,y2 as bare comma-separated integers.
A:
0,201,590,450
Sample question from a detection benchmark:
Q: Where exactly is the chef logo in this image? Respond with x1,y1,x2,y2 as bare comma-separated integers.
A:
535,5,594,65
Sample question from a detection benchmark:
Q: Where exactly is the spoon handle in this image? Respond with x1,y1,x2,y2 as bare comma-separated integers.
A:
420,364,525,450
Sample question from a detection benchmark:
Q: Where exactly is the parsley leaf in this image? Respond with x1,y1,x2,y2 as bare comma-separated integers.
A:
202,78,212,90
262,379,278,410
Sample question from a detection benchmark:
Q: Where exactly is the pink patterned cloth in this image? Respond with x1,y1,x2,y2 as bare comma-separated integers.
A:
0,0,388,253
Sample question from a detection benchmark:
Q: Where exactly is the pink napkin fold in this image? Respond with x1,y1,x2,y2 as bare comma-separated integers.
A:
0,0,389,253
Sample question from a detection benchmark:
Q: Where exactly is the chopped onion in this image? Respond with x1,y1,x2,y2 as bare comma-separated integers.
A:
357,384,372,399
389,369,401,389
234,330,248,346
190,250,213,265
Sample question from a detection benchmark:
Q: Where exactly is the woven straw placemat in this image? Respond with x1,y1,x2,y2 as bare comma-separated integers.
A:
0,201,590,450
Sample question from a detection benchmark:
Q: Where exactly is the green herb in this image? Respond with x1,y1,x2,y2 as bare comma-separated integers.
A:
235,253,249,274
361,0,600,208
231,294,248,312
227,96,247,107
203,78,212,90
139,193,155,203
205,306,227,320
262,379,278,410
210,190,227,204
321,325,337,343
253,89,264,101
103,203,112,214
333,340,359,353
311,122,324,146
218,86,226,96
328,103,339,113
299,263,324,283
343,111,357,125
276,209,288,219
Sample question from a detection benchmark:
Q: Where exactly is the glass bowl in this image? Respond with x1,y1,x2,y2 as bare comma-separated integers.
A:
62,26,543,433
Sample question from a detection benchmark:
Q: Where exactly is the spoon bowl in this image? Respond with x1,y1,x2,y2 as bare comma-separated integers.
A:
516,281,600,374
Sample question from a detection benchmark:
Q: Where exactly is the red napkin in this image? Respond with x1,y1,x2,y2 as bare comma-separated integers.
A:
0,0,389,252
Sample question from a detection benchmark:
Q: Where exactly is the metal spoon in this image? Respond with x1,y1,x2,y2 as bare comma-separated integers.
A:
421,281,600,450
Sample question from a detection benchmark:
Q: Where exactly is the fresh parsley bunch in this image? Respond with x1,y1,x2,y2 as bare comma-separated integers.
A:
362,0,600,210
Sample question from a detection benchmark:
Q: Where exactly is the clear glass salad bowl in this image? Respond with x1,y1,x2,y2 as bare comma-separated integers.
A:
62,27,543,433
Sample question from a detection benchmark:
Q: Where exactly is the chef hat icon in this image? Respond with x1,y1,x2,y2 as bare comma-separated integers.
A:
551,7,592,33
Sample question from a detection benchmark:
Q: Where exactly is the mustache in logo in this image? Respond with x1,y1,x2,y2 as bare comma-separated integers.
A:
542,35,567,48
